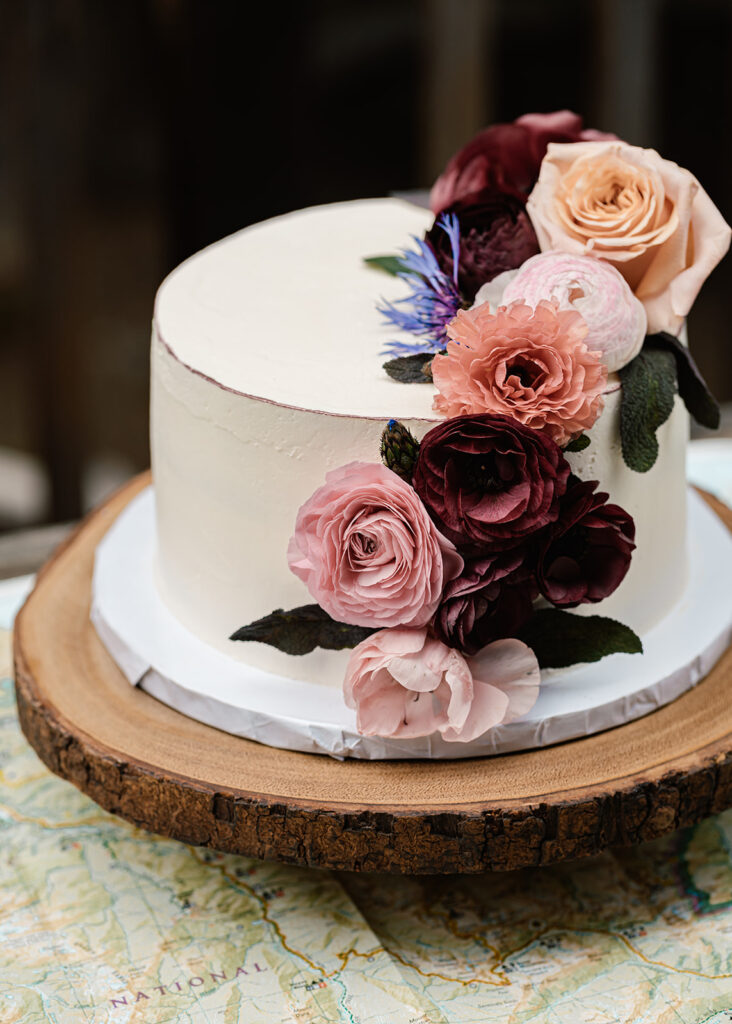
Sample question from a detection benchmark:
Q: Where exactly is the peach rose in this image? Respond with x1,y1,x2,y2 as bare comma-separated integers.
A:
344,628,540,742
432,300,607,446
526,141,732,334
288,462,463,629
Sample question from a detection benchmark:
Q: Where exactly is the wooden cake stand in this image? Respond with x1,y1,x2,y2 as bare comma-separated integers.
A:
13,473,732,874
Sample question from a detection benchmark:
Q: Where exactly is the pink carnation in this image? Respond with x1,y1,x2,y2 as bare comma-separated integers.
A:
288,462,463,629
344,628,540,742
432,300,607,446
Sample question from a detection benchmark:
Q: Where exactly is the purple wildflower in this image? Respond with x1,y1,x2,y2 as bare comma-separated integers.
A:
380,214,463,356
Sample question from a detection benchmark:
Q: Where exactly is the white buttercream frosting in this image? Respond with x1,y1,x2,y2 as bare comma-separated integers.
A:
151,198,689,689
154,199,438,419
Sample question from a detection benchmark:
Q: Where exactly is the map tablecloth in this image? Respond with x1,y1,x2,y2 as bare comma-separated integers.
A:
3,437,732,1024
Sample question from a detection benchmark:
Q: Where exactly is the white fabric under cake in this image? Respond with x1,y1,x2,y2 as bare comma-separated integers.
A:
150,198,689,689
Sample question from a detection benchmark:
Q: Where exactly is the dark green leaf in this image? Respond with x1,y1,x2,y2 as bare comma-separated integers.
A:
564,434,590,453
619,348,677,472
230,604,376,655
364,255,409,276
645,331,720,430
519,608,643,669
383,354,434,384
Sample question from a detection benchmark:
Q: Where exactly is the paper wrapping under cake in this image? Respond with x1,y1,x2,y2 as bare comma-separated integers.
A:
91,486,732,761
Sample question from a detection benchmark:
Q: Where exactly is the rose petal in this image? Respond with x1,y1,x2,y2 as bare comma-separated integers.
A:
469,638,541,724
526,140,731,334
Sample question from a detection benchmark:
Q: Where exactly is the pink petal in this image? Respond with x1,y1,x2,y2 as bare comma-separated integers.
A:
470,638,541,724
442,682,509,742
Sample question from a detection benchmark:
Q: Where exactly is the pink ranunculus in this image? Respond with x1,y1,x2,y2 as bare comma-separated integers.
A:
499,251,647,372
430,110,615,213
432,300,607,446
526,141,732,334
288,462,463,629
343,628,540,742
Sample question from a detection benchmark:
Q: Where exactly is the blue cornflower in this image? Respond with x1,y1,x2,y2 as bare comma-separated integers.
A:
379,214,463,356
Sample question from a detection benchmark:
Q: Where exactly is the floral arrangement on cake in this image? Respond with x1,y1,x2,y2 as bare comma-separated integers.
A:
375,110,727,472
231,110,730,744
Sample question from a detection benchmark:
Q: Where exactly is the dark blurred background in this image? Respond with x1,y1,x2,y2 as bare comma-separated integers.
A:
1,0,731,531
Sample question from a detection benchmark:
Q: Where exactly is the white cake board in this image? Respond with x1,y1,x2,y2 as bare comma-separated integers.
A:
91,486,732,760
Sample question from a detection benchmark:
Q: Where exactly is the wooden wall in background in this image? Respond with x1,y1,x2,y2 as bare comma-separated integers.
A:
1,0,731,526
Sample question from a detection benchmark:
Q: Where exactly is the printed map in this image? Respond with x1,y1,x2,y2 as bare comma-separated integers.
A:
2,576,732,1023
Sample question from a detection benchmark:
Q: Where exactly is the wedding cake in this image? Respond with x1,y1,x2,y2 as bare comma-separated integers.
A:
93,111,732,757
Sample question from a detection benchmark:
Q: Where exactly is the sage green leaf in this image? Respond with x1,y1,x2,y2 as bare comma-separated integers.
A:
230,605,376,655
645,331,720,430
364,255,409,276
519,608,643,669
619,348,677,472
383,354,434,384
564,434,590,453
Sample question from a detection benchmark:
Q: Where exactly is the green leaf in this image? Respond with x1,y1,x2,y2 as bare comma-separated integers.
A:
619,348,677,472
645,331,720,430
564,434,590,453
364,255,409,276
230,604,376,655
383,354,435,384
519,609,643,669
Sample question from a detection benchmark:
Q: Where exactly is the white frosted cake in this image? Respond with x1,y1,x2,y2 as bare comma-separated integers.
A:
151,198,689,688
92,112,732,758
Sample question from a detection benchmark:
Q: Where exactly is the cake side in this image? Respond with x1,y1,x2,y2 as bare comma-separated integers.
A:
151,331,424,687
151,319,688,688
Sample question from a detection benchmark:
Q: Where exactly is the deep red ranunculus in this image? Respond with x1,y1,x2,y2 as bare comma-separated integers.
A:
430,110,614,213
434,549,537,656
537,478,636,606
426,193,540,302
413,414,571,553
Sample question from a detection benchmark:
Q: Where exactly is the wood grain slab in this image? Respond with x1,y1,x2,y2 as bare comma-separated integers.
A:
12,473,732,873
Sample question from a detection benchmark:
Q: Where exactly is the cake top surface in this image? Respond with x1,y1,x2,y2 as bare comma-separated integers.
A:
154,198,437,419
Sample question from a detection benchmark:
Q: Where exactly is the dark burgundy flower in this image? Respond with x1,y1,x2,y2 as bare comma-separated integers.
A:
434,548,537,655
430,110,615,212
537,478,636,606
426,194,540,302
413,414,571,553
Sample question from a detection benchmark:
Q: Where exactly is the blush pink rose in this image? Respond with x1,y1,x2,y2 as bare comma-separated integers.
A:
288,462,463,629
432,300,607,446
344,628,540,742
526,140,732,334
